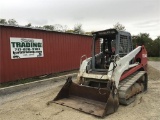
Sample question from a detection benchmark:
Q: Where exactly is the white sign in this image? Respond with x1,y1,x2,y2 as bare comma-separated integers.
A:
10,37,44,59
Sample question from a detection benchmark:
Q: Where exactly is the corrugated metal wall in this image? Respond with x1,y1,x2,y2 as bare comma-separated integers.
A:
95,40,100,54
0,25,98,83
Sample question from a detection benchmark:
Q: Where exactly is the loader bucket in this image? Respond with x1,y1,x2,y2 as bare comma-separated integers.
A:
53,77,119,117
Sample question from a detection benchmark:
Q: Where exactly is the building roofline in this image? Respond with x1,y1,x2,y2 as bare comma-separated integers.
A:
0,24,92,37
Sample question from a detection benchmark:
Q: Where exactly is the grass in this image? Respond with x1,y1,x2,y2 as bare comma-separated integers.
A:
0,70,78,88
148,57,160,61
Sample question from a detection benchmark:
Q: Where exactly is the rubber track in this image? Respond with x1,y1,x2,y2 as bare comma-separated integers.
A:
118,71,146,105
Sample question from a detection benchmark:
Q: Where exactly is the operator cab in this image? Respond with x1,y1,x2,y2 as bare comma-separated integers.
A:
90,29,132,73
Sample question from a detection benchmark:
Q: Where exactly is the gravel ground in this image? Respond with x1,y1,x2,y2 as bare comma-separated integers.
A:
148,61,160,71
0,65,160,120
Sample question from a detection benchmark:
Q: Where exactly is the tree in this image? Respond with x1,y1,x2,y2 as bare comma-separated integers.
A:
0,19,8,24
53,24,67,32
66,29,74,33
54,24,62,31
132,33,153,57
85,32,92,35
25,23,32,27
73,24,84,34
8,19,18,25
34,26,43,29
62,25,68,32
153,36,160,57
113,22,126,31
43,25,54,31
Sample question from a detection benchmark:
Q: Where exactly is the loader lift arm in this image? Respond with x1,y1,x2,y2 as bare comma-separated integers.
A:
108,46,142,88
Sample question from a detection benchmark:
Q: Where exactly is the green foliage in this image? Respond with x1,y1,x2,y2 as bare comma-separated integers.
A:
66,29,74,33
25,23,32,27
85,32,92,35
8,19,18,25
0,18,159,57
0,19,7,24
113,22,126,31
0,18,18,25
73,24,84,34
132,34,160,57
148,57,160,61
153,36,160,57
43,25,54,31
34,26,44,29
54,24,63,32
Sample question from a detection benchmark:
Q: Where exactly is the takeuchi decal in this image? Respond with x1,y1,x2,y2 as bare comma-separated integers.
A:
10,37,44,59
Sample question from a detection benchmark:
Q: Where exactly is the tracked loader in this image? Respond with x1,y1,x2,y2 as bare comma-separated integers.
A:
52,29,148,117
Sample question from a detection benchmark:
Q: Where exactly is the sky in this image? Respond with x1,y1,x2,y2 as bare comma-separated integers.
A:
0,0,160,39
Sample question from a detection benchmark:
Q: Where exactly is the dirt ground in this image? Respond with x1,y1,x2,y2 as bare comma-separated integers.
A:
0,63,160,120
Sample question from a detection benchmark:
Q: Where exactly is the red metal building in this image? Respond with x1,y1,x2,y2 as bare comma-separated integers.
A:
0,25,100,83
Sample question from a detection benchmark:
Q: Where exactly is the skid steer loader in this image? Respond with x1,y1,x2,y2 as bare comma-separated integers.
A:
51,29,148,117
